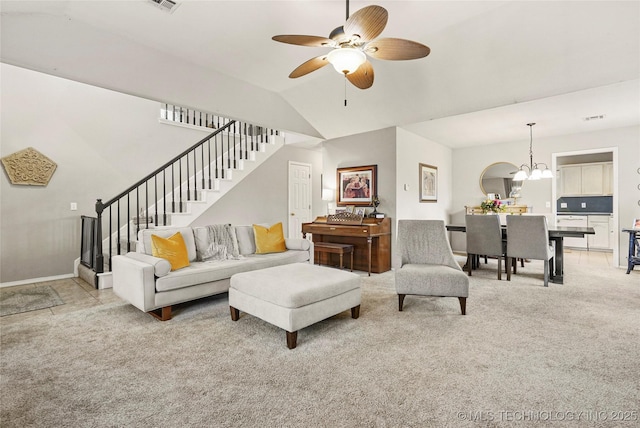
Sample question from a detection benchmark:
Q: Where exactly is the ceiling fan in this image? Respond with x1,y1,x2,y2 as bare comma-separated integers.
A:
272,1,430,89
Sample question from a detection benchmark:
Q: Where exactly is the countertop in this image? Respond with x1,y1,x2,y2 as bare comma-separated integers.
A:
557,212,612,216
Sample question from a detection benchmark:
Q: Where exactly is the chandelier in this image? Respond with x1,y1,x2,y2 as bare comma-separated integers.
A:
513,123,553,181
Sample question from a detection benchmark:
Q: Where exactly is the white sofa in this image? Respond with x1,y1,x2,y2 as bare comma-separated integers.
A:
112,225,313,320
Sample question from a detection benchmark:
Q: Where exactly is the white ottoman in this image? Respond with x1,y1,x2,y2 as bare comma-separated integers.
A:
229,263,361,349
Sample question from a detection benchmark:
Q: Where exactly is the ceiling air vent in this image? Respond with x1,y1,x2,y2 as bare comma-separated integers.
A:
148,0,180,14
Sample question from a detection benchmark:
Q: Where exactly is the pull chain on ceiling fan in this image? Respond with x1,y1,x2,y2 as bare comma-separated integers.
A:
272,0,431,90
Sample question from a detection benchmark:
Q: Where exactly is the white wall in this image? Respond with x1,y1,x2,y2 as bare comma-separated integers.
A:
1,64,219,284
322,127,397,219
191,145,322,234
450,125,640,266
395,128,454,222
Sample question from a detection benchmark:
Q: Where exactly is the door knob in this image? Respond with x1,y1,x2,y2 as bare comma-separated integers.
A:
290,213,295,216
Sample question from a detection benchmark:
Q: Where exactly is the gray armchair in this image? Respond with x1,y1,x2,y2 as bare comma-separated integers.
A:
465,214,507,279
395,220,469,314
506,215,555,287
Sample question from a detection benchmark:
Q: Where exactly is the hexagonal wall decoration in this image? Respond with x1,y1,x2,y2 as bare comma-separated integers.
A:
1,147,57,186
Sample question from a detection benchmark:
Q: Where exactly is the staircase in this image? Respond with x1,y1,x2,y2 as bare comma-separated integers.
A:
79,113,285,289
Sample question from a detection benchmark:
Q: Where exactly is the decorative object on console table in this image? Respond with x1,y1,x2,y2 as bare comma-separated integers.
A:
302,217,391,275
419,163,437,202
466,205,528,215
337,165,377,206
480,199,506,214
368,195,385,218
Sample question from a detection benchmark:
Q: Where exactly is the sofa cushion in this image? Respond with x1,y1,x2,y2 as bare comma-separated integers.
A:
139,227,197,262
155,259,249,292
155,249,311,292
151,233,190,271
253,223,286,254
234,225,256,255
193,224,240,261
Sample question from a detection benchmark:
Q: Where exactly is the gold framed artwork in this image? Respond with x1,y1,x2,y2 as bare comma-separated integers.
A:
419,163,437,202
336,165,377,206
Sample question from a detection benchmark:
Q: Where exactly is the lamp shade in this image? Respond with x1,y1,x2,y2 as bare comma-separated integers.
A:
322,189,334,201
541,168,554,179
513,169,528,181
327,48,366,75
529,168,542,180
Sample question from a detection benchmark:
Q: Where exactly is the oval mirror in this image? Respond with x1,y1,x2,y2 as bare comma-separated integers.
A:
480,162,523,199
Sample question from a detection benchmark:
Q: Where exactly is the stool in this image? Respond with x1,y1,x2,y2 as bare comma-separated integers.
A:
314,242,354,271
229,263,361,349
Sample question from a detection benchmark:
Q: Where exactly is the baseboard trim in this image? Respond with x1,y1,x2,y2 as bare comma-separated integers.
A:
0,273,76,288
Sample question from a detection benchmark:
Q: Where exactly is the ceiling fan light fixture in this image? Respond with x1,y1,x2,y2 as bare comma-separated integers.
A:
327,48,366,75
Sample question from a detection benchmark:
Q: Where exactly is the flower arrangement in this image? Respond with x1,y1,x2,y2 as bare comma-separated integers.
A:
481,199,505,214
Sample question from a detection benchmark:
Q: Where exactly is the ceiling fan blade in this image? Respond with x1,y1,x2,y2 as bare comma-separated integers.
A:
289,55,329,78
343,5,388,42
346,60,374,89
365,38,431,60
272,35,334,47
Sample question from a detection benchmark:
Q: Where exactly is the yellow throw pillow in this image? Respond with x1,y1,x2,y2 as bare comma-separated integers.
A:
151,232,190,271
253,222,287,254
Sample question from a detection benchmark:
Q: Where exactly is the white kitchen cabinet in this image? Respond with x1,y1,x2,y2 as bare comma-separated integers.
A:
581,164,604,195
587,215,612,250
603,162,613,195
559,162,612,196
560,166,582,195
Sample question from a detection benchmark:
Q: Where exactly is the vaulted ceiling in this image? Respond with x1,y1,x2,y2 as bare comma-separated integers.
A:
2,1,638,148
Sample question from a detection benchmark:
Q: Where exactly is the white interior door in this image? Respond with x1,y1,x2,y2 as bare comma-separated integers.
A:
288,161,312,239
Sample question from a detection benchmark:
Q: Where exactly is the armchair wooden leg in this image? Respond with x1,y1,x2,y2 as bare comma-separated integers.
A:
497,257,502,280
506,257,512,281
458,297,467,315
398,294,406,311
467,254,473,276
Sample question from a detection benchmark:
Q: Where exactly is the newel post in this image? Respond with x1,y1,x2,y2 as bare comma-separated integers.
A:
95,199,104,275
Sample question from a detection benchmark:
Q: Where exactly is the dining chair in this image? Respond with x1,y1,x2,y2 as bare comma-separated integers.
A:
506,215,555,287
395,220,469,314
465,214,507,279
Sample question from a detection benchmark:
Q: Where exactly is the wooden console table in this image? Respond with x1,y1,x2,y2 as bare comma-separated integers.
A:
302,217,391,276
622,228,640,274
465,205,528,215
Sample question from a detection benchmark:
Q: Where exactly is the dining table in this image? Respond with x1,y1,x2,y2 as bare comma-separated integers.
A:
446,224,595,284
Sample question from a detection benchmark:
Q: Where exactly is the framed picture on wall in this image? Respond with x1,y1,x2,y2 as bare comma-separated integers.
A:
336,165,377,206
419,163,437,202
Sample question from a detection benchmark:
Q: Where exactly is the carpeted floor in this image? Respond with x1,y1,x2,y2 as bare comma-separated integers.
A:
1,261,638,427
0,286,64,317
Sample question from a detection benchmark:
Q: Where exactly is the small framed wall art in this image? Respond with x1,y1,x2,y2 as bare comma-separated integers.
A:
419,163,437,202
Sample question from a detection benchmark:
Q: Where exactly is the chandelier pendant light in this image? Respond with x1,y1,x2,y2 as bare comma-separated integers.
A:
513,123,553,181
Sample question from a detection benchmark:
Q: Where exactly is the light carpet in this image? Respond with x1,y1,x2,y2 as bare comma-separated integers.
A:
1,261,639,427
0,286,64,317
